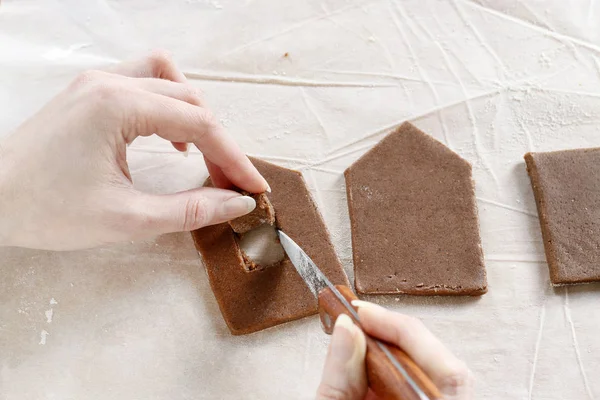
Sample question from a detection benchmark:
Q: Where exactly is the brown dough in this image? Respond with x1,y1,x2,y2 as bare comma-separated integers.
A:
228,192,275,234
192,158,349,335
344,122,487,295
525,148,600,285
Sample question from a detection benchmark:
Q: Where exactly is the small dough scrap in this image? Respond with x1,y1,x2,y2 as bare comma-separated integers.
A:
192,157,349,335
525,148,600,285
228,192,275,234
344,122,487,296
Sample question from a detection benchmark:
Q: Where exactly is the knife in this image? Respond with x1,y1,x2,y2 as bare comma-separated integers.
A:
277,230,441,400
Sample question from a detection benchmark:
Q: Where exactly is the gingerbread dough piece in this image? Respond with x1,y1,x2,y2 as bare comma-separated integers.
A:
344,122,487,295
192,158,349,335
228,192,275,234
525,148,600,285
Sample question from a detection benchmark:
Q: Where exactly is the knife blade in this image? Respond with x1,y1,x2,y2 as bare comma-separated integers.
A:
277,230,441,400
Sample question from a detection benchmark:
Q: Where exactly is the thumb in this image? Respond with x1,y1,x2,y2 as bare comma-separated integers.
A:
130,187,256,234
317,314,368,400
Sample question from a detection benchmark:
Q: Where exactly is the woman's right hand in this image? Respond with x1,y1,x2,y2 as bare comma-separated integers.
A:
316,301,474,400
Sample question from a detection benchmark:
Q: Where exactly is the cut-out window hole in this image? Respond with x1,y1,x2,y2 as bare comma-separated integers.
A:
236,224,285,272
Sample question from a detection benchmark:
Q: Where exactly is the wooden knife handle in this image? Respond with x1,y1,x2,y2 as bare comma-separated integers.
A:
318,285,441,400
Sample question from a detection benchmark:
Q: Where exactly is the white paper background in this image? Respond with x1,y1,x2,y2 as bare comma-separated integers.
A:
1,1,599,399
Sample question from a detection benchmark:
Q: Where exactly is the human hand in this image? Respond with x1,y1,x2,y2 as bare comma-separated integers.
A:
0,51,268,250
316,301,474,400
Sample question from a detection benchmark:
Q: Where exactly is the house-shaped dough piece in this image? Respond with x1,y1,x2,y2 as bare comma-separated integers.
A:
344,122,487,295
192,158,349,335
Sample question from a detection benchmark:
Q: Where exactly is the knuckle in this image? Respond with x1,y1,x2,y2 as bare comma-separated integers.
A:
92,82,121,100
83,82,128,113
182,196,209,231
124,112,150,138
71,69,108,88
70,72,128,116
180,85,204,106
197,110,220,130
186,109,221,141
146,50,173,77
440,361,474,395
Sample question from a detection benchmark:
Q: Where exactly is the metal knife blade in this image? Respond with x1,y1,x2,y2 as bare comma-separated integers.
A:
278,229,361,322
277,230,331,298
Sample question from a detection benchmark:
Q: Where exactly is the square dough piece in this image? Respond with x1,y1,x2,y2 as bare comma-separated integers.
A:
525,148,600,285
344,122,487,295
192,158,349,335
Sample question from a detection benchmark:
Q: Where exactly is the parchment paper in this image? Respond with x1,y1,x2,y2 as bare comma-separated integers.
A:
1,1,599,398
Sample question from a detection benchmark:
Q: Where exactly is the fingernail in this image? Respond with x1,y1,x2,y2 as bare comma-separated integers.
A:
319,313,366,398
351,300,383,311
183,143,189,157
333,314,367,374
222,196,256,218
265,182,272,193
334,313,355,333
335,315,362,347
330,314,356,362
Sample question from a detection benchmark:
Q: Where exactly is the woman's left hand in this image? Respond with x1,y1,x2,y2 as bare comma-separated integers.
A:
0,51,268,250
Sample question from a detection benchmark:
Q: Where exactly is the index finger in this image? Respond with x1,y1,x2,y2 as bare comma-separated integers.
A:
107,53,268,192
128,91,269,193
351,301,473,394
